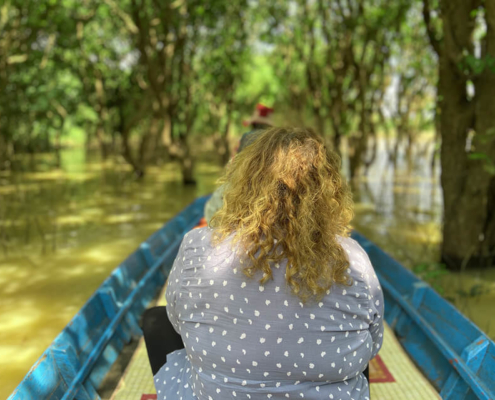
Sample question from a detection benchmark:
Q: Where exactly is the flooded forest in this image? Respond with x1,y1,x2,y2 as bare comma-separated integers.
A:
1,0,495,398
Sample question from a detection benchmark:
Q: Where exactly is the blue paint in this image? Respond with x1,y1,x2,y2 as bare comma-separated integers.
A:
139,242,155,268
7,199,495,400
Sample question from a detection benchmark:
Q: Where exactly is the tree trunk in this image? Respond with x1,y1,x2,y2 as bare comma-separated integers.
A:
363,131,377,175
219,104,233,166
0,135,11,170
180,155,195,185
348,136,366,179
438,0,495,269
473,1,495,266
54,122,63,169
330,118,343,156
177,134,196,185
139,116,163,165
84,125,92,153
121,130,144,178
117,103,145,178
315,112,325,137
405,132,414,172
95,125,109,160
94,77,110,159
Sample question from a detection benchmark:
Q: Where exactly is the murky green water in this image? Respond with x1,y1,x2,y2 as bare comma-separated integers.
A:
0,141,493,399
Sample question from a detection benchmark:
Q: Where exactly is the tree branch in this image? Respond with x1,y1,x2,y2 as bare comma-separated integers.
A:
422,0,441,55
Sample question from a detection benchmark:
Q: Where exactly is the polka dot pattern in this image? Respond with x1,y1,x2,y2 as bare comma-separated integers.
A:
154,227,383,399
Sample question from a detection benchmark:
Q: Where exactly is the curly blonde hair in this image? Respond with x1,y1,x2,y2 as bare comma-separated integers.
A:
210,127,354,302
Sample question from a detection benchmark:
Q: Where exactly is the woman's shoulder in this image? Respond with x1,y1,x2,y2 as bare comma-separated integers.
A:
181,226,213,250
181,226,235,255
183,226,212,242
337,235,374,273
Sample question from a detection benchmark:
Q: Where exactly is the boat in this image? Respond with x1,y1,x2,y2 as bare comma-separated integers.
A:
7,196,495,400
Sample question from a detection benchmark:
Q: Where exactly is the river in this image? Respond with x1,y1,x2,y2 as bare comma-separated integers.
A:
0,140,494,399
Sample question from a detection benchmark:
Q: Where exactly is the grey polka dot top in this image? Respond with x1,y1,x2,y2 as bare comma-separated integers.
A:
154,226,384,400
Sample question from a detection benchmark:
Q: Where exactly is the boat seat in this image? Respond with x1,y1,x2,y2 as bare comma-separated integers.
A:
140,306,184,376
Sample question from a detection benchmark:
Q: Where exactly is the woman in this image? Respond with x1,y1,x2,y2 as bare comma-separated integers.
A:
154,127,384,399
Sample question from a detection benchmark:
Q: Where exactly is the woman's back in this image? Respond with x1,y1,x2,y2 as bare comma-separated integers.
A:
154,127,384,399
159,226,383,399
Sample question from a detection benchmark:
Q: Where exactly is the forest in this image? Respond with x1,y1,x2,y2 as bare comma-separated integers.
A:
1,0,495,270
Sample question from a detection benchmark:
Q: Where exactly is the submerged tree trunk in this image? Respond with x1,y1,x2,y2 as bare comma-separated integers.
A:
180,154,195,185
95,125,109,160
0,135,12,170
177,133,196,185
116,101,145,178
330,117,343,156
348,136,366,179
94,77,110,160
405,132,415,172
363,130,378,176
120,129,144,178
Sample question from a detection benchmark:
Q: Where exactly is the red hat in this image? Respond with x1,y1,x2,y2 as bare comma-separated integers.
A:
243,103,274,127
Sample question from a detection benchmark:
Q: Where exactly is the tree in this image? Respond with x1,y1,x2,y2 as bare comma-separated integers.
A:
423,0,495,268
200,1,250,165
0,0,60,166
259,0,409,178
381,5,437,171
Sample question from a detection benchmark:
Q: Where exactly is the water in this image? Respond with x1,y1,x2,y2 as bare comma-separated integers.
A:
0,149,223,399
0,141,493,399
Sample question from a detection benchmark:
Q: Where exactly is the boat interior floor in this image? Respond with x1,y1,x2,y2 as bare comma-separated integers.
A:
108,285,440,400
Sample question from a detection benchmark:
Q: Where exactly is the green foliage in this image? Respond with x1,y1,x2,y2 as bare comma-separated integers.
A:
468,128,495,175
0,0,438,177
413,262,449,294
460,54,495,76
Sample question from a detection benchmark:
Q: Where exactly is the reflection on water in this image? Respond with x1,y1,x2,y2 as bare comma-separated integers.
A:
350,138,442,266
0,141,493,398
0,149,222,399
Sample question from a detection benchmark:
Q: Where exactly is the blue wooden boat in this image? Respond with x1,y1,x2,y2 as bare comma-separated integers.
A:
7,196,495,400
